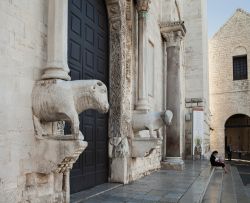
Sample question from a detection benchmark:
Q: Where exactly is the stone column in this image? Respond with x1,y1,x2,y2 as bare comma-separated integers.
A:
41,0,71,202
42,0,71,81
161,22,186,170
135,0,150,111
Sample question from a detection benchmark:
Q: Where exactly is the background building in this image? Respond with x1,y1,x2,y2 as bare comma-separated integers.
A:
209,9,250,157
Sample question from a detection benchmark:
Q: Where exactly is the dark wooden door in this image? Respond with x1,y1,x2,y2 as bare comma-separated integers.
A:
68,0,109,193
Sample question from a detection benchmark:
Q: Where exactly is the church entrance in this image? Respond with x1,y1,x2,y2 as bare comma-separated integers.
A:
225,114,250,160
68,0,109,193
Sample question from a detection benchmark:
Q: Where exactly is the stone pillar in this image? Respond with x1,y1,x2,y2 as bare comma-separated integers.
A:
135,0,150,111
42,0,71,81
161,22,186,170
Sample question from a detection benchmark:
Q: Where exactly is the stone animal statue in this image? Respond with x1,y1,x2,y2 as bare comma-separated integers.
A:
32,79,109,139
132,110,173,138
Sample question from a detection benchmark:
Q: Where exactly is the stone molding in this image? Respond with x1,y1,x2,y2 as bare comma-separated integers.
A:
160,21,186,47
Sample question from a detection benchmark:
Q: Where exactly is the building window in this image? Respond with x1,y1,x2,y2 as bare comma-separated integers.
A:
233,55,248,80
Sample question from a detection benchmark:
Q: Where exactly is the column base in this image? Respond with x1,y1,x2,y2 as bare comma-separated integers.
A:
42,67,71,81
135,99,150,111
161,157,184,171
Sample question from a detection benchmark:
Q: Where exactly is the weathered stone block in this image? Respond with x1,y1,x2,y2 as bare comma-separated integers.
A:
161,158,184,171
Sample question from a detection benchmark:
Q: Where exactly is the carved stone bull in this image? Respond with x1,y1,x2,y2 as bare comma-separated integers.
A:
132,110,173,138
32,79,109,139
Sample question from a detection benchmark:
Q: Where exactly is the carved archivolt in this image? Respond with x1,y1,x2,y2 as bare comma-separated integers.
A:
106,0,130,158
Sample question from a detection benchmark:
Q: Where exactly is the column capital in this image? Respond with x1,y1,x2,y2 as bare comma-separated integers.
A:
136,0,151,17
160,21,186,47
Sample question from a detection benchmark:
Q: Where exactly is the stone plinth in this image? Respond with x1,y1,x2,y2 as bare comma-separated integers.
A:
161,157,184,171
131,137,162,157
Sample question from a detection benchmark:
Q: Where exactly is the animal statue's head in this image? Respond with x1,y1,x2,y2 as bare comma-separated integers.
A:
90,80,109,113
163,110,173,125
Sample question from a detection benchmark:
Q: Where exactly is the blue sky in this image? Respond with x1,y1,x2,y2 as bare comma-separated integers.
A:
208,0,250,38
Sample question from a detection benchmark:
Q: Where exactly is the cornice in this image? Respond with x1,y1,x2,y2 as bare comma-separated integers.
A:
160,21,186,37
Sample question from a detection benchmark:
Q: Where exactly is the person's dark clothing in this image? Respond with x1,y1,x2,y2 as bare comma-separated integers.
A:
210,154,225,168
238,151,242,159
226,145,232,161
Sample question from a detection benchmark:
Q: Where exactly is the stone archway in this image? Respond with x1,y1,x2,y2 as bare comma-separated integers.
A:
224,114,250,160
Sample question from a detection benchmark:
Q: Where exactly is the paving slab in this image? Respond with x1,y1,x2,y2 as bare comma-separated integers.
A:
202,169,223,203
231,166,249,203
179,166,214,203
221,165,237,203
71,160,210,203
71,183,122,203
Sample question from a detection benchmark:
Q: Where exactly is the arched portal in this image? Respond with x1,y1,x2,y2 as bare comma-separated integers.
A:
224,114,250,160
67,0,128,194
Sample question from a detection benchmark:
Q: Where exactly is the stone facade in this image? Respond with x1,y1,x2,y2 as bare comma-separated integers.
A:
0,0,209,202
209,9,250,156
183,0,210,159
0,1,50,202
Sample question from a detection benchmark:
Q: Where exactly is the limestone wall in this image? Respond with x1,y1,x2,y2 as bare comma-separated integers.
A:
209,9,250,155
0,0,65,202
183,0,210,159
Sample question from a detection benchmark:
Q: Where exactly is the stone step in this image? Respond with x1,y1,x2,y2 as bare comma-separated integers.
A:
231,166,249,203
70,183,122,203
202,164,249,203
202,168,223,203
220,165,236,203
179,165,215,203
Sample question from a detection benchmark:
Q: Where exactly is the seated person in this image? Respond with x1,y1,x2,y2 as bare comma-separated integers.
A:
210,150,228,173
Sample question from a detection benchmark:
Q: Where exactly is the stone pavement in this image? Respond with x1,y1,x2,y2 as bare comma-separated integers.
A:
202,162,250,203
71,160,211,203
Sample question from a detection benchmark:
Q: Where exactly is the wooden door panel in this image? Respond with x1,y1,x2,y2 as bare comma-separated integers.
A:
68,0,109,193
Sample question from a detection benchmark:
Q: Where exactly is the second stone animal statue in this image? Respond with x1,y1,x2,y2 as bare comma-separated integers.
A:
132,110,173,138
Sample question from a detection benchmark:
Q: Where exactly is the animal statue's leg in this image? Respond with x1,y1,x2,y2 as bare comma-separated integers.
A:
33,115,46,139
149,128,154,138
156,129,162,139
68,110,80,139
